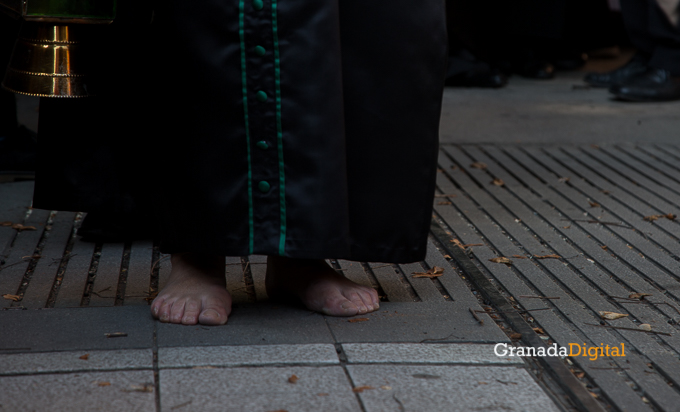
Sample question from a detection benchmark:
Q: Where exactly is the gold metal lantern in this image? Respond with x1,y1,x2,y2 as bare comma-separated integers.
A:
1,0,117,97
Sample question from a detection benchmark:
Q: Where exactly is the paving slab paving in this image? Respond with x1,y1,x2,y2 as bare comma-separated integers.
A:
0,306,154,353
158,343,338,368
347,364,561,412
0,349,152,375
341,343,523,365
0,370,156,412
156,302,335,347
326,302,509,344
159,366,361,412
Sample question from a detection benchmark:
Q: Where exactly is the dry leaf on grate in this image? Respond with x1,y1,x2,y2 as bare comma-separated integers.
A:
489,257,512,266
533,254,561,259
470,162,487,169
412,266,444,278
628,293,652,300
599,311,628,320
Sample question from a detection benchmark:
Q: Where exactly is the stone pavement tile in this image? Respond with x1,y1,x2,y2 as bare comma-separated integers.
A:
0,349,153,376
0,370,156,412
342,343,523,365
157,302,334,347
326,302,509,343
160,366,361,412
347,365,560,412
0,306,153,353
159,344,338,368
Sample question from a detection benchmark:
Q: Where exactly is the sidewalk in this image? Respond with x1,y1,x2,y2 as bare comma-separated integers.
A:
2,65,680,411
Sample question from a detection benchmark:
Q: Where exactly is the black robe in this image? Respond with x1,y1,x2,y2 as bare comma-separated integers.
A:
34,0,447,263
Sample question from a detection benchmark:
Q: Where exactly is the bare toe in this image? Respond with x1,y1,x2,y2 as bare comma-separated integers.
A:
152,253,232,326
181,300,201,325
266,256,382,317
169,299,187,323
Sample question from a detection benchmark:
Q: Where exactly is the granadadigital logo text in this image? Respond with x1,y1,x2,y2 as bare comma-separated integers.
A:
494,343,626,361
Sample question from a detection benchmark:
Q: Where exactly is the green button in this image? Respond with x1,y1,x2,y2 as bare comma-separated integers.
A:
254,46,266,56
256,91,267,102
258,181,271,193
256,141,269,150
253,0,264,10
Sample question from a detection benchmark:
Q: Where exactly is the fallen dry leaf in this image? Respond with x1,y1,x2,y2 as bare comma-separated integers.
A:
380,386,392,390
639,324,652,331
532,327,545,334
509,333,522,340
478,381,488,385
562,225,571,229
79,354,89,360
2,294,21,302
11,224,36,231
412,266,444,278
666,213,677,220
0,221,13,226
348,318,369,323
601,245,608,251
644,215,663,222
533,254,561,259
489,257,512,266
599,311,629,320
575,372,585,379
512,255,527,259
492,178,505,186
588,202,601,208
437,201,452,205
629,293,652,300
450,239,483,250
352,386,375,393
288,375,299,384
470,162,487,169
96,381,111,387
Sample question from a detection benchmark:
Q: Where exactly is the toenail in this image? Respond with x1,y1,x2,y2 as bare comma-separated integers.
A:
341,301,357,309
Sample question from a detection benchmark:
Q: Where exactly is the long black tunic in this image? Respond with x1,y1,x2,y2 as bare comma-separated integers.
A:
34,0,447,263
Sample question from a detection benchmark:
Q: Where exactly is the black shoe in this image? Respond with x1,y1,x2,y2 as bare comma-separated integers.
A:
445,50,508,88
609,68,680,102
515,59,554,80
445,67,507,88
583,53,649,88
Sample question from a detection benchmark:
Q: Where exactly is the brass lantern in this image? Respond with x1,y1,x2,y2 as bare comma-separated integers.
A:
1,0,117,98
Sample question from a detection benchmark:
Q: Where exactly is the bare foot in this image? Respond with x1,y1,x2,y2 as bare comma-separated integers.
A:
265,256,380,316
150,253,232,325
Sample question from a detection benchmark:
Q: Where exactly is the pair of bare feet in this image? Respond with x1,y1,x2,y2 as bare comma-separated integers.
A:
150,253,380,325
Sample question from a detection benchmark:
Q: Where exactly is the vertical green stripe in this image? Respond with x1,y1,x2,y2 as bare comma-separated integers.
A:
271,0,287,255
239,0,255,254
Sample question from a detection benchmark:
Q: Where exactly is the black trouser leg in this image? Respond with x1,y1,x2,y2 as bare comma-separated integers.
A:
621,0,680,75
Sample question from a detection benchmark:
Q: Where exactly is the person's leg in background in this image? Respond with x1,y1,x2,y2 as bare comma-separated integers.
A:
609,0,680,100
